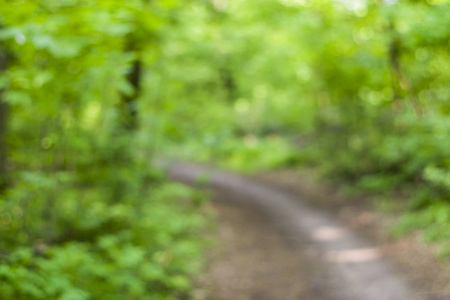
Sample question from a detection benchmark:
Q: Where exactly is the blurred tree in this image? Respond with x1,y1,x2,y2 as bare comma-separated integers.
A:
121,30,144,131
119,0,161,130
122,56,142,130
0,42,7,192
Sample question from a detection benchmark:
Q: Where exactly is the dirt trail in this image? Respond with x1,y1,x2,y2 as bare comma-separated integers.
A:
201,200,325,300
166,162,442,300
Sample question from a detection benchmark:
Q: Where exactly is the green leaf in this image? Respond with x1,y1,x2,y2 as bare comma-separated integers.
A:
4,91,32,106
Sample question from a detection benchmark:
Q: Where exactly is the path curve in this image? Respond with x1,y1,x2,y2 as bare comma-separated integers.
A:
165,162,423,300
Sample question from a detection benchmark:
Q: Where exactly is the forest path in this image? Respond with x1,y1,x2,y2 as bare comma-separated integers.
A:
166,162,438,300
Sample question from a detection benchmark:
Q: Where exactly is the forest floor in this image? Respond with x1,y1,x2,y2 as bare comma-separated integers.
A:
254,170,450,300
168,163,450,300
198,198,325,300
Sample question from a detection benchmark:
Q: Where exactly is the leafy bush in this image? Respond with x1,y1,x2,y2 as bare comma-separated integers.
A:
0,0,210,298
0,162,208,299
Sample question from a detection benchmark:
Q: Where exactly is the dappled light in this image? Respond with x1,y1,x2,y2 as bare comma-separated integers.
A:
325,248,381,263
311,226,347,242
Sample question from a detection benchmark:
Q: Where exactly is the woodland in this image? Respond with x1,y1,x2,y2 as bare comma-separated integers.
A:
0,0,450,299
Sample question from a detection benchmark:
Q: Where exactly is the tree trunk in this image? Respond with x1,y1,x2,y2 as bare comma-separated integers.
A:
122,58,142,130
387,21,421,116
0,47,8,191
220,67,237,103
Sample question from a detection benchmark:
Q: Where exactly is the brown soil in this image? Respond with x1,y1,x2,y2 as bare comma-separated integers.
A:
200,199,324,300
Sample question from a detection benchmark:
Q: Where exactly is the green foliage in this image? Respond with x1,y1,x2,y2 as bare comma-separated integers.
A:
0,183,206,300
177,134,299,173
0,0,210,298
2,0,450,293
142,0,450,256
